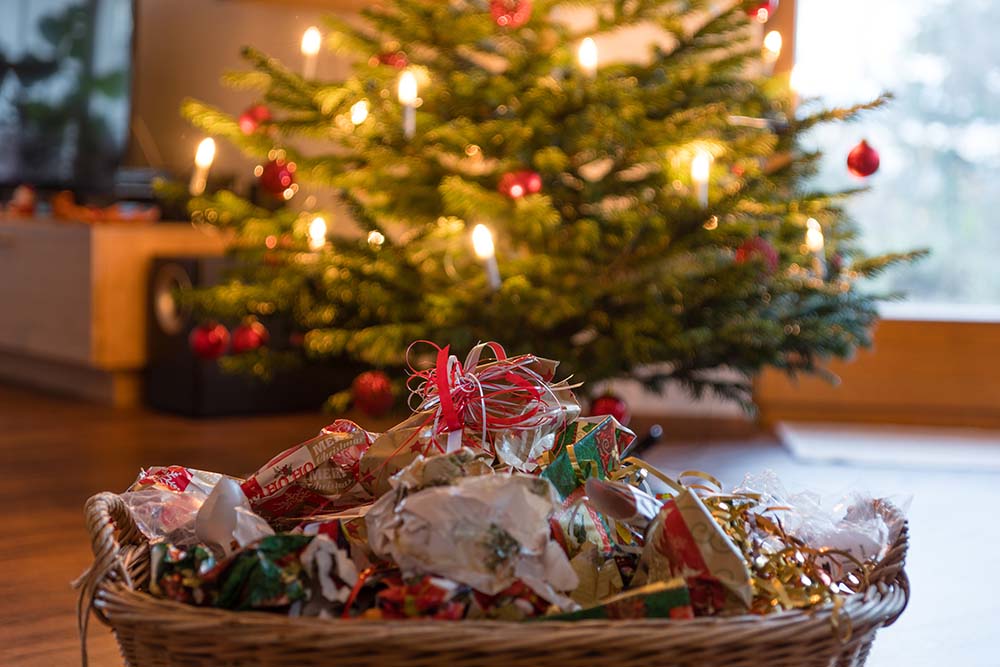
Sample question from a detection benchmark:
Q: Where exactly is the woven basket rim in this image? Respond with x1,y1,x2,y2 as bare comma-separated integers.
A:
77,491,910,667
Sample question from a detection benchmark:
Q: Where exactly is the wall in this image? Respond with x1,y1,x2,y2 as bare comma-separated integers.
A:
126,0,358,176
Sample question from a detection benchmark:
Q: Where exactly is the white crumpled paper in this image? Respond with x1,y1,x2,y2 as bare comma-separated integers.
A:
367,472,579,608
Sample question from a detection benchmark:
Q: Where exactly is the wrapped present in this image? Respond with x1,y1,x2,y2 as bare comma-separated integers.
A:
366,472,579,608
241,420,375,526
543,579,694,621
636,488,753,615
358,342,580,496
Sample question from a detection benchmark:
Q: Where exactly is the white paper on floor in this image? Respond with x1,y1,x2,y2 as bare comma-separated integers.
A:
777,421,1000,472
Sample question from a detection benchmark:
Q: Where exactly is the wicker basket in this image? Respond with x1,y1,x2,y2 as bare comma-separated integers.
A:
77,492,910,667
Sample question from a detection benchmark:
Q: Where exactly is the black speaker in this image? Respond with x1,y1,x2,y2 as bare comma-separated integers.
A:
145,256,345,417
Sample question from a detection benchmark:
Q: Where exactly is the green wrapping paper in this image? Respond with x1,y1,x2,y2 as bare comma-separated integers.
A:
151,535,314,611
540,416,635,499
541,579,694,621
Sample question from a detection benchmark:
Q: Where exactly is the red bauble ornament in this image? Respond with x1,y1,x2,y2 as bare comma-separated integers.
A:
491,0,532,28
372,51,408,69
498,170,542,199
847,140,880,178
735,237,780,275
352,370,394,417
231,319,269,354
258,158,296,198
189,322,230,359
238,104,271,135
590,393,630,426
746,0,778,22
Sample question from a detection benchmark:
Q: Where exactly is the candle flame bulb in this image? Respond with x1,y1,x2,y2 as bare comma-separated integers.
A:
301,26,321,78
350,100,369,125
691,150,713,208
308,216,327,251
691,151,712,182
805,218,824,253
578,37,598,77
472,224,501,291
472,224,495,260
398,71,418,139
195,138,216,169
398,71,418,105
189,138,216,196
763,30,782,61
300,27,321,56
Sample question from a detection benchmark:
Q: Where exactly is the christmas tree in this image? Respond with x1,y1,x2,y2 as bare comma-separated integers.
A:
178,0,920,411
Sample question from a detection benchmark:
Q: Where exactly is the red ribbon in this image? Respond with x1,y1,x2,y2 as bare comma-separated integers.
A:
405,341,563,449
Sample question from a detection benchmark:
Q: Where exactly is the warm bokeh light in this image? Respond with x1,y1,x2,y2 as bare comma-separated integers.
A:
471,224,496,260
300,26,321,56
368,230,385,248
350,100,370,125
194,138,216,169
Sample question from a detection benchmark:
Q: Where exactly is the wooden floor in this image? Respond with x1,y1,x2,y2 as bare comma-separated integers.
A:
1,383,996,666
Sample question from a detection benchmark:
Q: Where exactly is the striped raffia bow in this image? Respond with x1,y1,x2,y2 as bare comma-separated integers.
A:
405,341,576,456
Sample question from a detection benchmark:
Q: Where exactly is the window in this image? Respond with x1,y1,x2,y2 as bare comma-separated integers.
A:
795,0,1000,312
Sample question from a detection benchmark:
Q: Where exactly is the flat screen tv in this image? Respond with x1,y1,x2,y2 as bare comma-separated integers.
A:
0,0,133,194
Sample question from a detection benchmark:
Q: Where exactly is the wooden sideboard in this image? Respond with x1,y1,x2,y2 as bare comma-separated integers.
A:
0,219,227,406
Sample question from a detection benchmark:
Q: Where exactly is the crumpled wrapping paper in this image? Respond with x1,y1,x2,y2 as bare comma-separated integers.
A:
636,488,753,614
366,472,579,608
241,419,375,524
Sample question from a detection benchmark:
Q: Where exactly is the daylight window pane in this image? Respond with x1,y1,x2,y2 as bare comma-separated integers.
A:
796,0,1000,310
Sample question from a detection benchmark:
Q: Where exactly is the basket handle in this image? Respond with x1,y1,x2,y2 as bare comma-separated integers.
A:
74,493,143,667
869,499,911,627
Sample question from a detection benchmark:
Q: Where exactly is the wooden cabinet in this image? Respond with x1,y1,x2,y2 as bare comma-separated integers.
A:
0,219,227,406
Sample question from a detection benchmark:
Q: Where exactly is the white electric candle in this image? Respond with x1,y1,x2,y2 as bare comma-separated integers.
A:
398,71,418,139
805,218,827,277
472,224,501,291
301,26,321,79
350,100,369,125
308,216,327,251
691,150,712,208
188,138,216,196
578,37,598,78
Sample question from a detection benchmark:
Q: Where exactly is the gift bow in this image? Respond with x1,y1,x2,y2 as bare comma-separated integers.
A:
406,341,572,454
